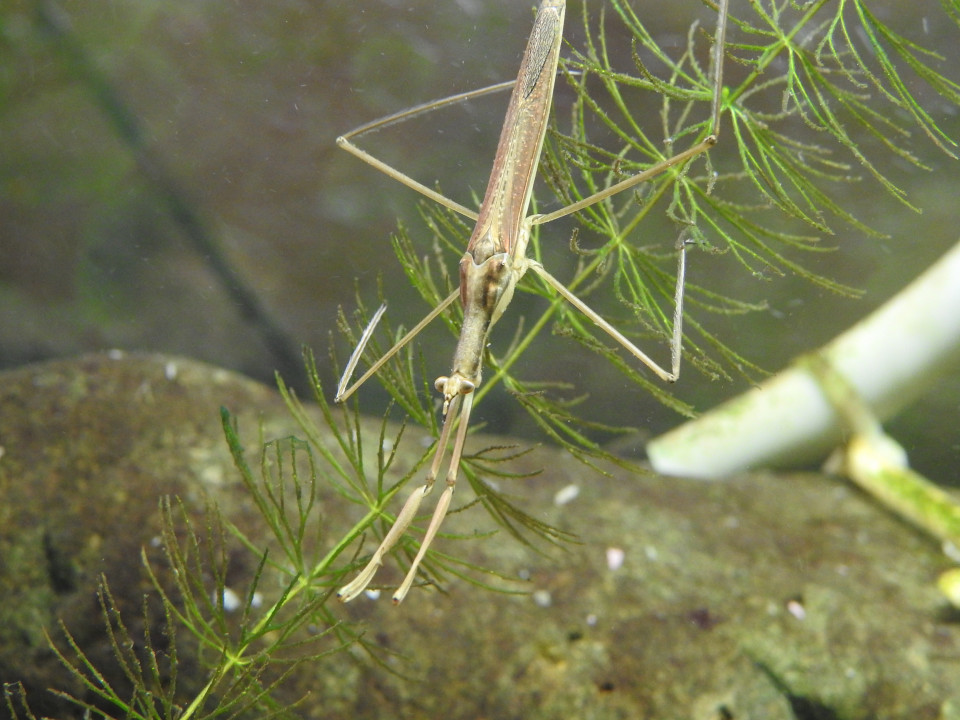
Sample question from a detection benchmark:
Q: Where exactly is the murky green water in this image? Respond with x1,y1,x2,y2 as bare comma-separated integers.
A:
2,0,958,481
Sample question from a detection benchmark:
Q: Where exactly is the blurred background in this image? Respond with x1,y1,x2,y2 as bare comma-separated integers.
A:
1,0,958,482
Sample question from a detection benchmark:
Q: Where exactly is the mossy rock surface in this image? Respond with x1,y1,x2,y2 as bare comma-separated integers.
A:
1,353,958,720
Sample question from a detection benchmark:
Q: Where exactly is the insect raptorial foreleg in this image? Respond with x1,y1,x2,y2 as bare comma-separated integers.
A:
337,390,465,603
392,390,474,604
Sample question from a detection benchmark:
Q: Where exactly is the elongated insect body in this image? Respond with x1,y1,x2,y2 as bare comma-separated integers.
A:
335,0,728,603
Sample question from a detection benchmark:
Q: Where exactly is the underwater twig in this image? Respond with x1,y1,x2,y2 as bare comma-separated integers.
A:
648,239,960,477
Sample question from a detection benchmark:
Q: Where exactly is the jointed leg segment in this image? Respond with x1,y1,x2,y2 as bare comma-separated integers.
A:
338,391,474,604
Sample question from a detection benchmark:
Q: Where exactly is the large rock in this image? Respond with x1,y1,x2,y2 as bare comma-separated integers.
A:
1,353,957,719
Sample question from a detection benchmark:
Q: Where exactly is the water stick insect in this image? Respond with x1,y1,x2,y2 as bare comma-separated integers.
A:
336,0,729,604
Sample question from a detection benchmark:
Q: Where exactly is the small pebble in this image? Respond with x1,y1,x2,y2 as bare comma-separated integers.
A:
532,589,552,608
786,599,806,621
553,484,580,506
606,547,625,571
937,568,960,608
219,587,241,612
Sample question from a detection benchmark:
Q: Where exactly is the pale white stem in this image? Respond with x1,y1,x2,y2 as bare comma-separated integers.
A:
647,239,960,479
